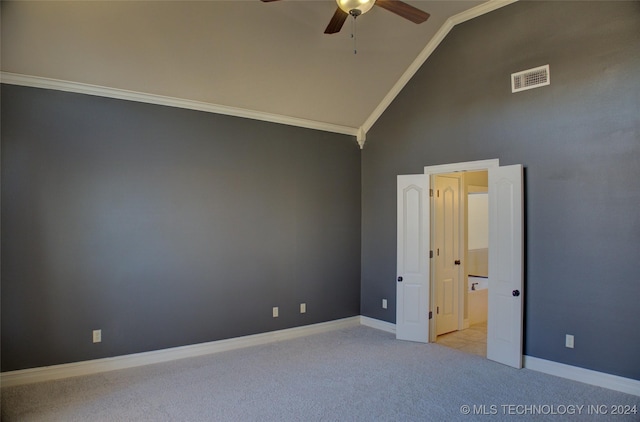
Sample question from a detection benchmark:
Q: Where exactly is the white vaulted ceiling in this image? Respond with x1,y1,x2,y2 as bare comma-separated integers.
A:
1,0,514,142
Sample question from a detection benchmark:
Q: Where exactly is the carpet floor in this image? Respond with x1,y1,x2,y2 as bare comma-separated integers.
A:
2,326,638,421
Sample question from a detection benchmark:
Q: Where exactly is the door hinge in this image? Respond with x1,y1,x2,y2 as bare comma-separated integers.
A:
429,250,433,258
437,306,439,314
429,189,433,197
428,311,433,320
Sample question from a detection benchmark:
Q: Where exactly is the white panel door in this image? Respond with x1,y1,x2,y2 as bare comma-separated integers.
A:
396,175,430,342
434,175,460,335
487,165,524,368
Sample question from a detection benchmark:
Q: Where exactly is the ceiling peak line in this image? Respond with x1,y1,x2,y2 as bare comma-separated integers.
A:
360,0,518,138
0,71,362,143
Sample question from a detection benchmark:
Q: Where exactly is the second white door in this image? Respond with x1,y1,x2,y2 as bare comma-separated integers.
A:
434,174,461,336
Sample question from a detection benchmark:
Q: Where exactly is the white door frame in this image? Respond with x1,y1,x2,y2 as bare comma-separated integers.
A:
398,159,523,368
425,160,499,342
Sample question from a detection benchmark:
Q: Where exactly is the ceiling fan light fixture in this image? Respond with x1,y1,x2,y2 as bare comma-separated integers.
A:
336,0,376,16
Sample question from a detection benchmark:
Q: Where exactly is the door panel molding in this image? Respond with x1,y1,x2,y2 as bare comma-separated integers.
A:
487,164,524,368
396,175,430,343
434,174,461,336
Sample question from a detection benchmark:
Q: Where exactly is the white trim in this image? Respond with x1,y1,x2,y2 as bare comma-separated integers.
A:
360,316,396,334
0,72,360,140
0,316,360,388
361,19,453,136
356,127,367,149
0,1,516,148
3,317,638,397
361,0,518,137
424,159,500,175
449,0,518,26
524,356,640,397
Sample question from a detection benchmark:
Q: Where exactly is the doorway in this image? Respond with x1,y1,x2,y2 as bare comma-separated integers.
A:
396,159,524,368
434,171,488,357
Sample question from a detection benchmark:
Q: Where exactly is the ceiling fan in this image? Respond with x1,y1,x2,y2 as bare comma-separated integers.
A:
261,0,430,34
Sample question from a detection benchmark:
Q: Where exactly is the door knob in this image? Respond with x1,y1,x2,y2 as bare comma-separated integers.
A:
512,290,520,297
397,276,403,282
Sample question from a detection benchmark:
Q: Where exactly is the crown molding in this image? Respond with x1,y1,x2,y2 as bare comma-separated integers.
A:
449,0,518,26
0,1,516,149
0,72,360,141
360,0,518,140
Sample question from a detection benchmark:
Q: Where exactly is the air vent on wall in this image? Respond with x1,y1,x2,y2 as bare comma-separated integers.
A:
511,65,550,93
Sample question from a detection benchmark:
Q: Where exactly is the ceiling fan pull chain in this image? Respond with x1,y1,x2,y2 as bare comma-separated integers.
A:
351,15,357,54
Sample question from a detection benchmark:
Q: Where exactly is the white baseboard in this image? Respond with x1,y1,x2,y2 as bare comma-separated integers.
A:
4,318,638,397
524,356,640,397
0,316,361,388
360,316,396,334
359,320,640,397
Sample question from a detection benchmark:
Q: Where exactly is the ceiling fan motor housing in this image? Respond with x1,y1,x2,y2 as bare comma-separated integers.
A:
261,0,430,35
337,0,376,16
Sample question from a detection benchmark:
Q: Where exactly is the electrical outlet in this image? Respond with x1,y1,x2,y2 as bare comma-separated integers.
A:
300,303,306,314
93,329,102,343
565,334,574,348
382,299,388,309
272,307,279,318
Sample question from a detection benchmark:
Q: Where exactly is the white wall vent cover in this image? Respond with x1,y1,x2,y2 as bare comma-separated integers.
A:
511,65,550,93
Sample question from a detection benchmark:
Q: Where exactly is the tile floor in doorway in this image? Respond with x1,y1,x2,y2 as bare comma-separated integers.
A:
436,322,487,357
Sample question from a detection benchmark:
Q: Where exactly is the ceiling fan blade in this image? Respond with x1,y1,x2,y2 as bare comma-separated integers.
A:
374,0,430,24
260,0,282,2
324,7,349,34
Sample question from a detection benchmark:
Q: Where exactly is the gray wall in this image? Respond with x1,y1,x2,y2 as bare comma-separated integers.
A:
361,1,640,380
1,85,361,371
